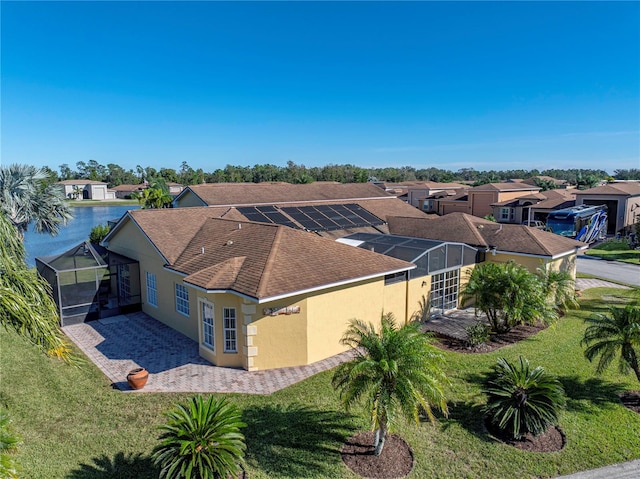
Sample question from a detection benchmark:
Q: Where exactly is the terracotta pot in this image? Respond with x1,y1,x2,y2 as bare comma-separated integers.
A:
127,367,149,390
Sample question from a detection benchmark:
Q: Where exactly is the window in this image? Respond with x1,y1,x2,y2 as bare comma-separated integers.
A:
384,271,407,285
223,308,237,353
175,283,190,316
117,264,131,303
146,272,157,307
201,301,214,350
500,208,511,221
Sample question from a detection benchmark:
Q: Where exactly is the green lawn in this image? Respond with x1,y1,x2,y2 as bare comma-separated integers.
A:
584,249,640,265
2,287,640,479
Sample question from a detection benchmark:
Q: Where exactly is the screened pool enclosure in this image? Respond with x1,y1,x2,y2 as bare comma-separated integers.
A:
36,242,141,327
338,233,479,314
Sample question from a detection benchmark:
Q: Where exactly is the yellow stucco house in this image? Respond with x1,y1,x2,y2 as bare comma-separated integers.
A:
102,206,478,371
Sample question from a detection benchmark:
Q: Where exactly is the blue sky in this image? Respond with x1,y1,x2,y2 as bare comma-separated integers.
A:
2,1,638,174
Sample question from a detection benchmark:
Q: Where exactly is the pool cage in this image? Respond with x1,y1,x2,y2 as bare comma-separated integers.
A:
36,242,141,327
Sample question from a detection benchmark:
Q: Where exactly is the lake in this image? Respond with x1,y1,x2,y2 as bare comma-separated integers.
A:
24,205,139,267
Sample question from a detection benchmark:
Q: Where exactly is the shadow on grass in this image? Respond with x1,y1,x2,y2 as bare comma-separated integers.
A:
66,452,158,479
242,403,357,478
559,375,625,413
439,400,490,442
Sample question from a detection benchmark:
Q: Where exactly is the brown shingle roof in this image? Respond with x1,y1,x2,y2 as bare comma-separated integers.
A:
471,182,541,192
577,182,640,196
182,182,393,206
56,179,107,185
122,210,414,300
388,213,585,257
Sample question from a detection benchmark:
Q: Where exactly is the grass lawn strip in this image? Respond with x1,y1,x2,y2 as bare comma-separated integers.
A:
1,287,639,478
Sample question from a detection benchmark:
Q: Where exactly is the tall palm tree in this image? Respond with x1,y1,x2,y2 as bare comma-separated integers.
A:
582,306,640,383
0,164,72,238
0,213,72,362
461,262,555,334
152,396,246,479
332,313,449,456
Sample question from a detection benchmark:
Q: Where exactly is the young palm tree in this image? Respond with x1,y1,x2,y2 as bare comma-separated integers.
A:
461,262,555,334
0,164,72,238
132,179,173,209
483,356,566,440
152,396,246,479
0,409,21,479
536,267,578,312
0,213,73,362
582,306,640,383
332,313,449,456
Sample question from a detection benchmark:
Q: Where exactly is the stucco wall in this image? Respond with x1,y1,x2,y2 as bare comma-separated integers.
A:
195,293,245,368
174,190,207,208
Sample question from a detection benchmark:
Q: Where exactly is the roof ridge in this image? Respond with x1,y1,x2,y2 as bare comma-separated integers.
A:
255,224,282,298
461,214,489,246
523,226,552,255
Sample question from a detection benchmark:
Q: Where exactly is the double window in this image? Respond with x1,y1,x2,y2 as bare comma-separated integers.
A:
175,283,190,316
500,207,514,221
223,308,237,353
146,272,157,307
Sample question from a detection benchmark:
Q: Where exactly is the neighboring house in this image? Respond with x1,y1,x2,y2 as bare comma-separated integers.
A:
166,182,185,196
112,184,147,199
172,182,428,239
102,208,477,371
491,189,576,225
56,180,116,200
401,181,468,211
509,176,572,189
387,213,587,278
432,182,541,218
575,182,640,234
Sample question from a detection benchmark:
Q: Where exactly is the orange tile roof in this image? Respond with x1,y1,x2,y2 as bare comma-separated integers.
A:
124,210,414,300
387,213,585,257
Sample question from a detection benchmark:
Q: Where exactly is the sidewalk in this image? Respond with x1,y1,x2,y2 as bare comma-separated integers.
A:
556,459,640,478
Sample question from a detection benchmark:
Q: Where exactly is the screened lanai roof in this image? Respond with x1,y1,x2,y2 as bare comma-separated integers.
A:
38,241,109,272
337,232,477,277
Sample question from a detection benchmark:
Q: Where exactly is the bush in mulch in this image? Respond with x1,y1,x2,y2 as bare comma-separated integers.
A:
484,418,566,453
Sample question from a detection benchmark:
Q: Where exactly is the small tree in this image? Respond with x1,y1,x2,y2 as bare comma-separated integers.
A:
582,306,640,383
152,396,246,479
461,262,555,334
536,267,578,312
483,356,566,440
332,313,449,456
89,223,111,244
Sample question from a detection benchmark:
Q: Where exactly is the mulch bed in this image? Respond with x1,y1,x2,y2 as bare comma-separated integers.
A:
619,390,640,414
484,419,566,452
341,431,414,479
435,323,548,354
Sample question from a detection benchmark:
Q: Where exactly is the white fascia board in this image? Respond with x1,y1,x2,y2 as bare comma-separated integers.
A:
103,212,170,264
172,265,415,304
493,247,585,260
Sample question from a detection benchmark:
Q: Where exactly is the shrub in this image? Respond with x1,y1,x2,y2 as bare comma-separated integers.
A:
483,356,566,440
89,223,111,244
466,321,490,347
592,239,631,251
0,408,21,479
152,396,246,479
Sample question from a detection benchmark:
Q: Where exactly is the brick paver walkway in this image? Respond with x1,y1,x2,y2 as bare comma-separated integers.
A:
575,278,631,291
63,311,355,394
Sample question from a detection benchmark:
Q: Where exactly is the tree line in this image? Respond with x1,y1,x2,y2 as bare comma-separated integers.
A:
51,160,639,188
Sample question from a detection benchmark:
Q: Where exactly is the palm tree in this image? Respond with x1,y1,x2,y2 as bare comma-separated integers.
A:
461,262,556,334
152,396,246,479
536,267,578,312
483,356,566,440
332,313,449,456
132,179,172,209
0,164,72,238
0,213,73,362
582,306,640,383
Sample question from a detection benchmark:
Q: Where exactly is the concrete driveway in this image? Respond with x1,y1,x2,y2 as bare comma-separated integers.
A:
577,256,639,286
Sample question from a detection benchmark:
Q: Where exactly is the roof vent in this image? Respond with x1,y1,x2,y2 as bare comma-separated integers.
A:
201,247,205,254
226,240,234,246
238,223,242,229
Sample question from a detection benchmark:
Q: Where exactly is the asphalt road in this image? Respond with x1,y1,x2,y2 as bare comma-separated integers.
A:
576,256,640,286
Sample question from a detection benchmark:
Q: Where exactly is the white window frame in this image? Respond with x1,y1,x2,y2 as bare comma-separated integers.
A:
201,301,214,350
430,269,460,314
175,283,190,317
117,264,131,303
223,307,237,353
146,272,157,307
500,207,511,221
